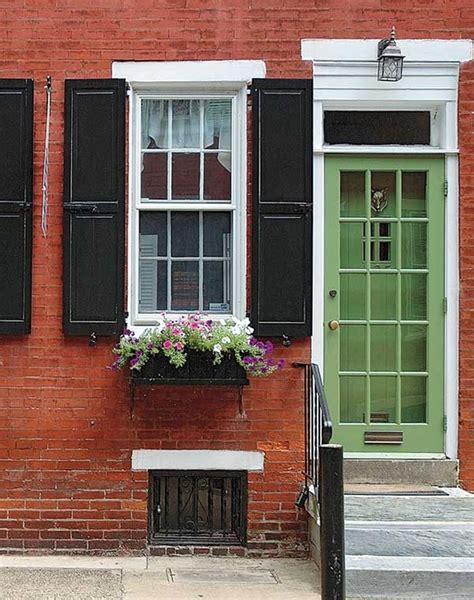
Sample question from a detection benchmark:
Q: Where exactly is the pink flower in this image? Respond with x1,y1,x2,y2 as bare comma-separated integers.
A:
171,327,182,336
190,322,200,329
163,340,173,350
175,341,184,350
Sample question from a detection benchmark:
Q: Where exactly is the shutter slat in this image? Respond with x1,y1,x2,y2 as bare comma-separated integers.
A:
251,79,313,338
63,79,126,336
0,79,33,334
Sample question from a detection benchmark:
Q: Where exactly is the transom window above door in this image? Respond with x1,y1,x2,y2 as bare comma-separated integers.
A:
131,92,245,324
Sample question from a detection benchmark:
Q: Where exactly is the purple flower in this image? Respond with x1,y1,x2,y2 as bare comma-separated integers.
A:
264,340,274,353
277,359,285,369
146,342,154,350
123,328,134,336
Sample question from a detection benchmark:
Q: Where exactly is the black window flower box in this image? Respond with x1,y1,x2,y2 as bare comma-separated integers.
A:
131,351,249,386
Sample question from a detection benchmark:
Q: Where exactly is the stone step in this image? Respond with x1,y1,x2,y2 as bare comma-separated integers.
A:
344,458,458,486
346,523,474,557
345,493,474,522
346,556,474,598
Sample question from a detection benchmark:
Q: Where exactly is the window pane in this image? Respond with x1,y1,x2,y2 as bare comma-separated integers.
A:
340,376,366,423
171,261,199,311
171,153,200,200
139,212,167,257
324,111,431,145
203,99,231,150
141,152,167,200
139,260,167,312
142,99,168,149
203,213,231,257
171,212,198,257
204,153,231,200
402,172,426,217
340,171,365,217
172,99,200,148
203,262,231,312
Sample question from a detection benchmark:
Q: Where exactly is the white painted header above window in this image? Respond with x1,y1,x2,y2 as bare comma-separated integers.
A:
301,39,472,63
112,60,266,87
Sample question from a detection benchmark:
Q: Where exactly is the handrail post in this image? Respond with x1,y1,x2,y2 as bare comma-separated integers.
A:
319,444,345,600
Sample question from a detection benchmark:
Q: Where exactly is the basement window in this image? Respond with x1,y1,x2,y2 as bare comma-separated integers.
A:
149,471,247,545
324,111,432,145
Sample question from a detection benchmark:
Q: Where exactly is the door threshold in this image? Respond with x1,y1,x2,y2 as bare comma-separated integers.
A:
344,452,447,459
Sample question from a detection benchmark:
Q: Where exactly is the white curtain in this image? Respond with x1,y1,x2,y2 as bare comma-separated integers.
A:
141,99,231,172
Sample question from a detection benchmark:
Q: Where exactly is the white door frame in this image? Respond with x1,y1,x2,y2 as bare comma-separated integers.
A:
301,39,472,458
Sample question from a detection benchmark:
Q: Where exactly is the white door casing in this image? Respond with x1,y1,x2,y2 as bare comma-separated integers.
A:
301,38,472,458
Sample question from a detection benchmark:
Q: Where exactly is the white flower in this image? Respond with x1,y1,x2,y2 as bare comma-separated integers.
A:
241,317,250,328
213,344,222,353
245,326,254,334
221,336,230,344
231,325,241,335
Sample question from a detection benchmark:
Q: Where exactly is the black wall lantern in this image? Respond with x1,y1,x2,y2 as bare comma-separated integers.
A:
377,27,404,82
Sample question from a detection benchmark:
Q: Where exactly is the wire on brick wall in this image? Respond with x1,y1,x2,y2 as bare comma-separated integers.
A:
41,75,52,238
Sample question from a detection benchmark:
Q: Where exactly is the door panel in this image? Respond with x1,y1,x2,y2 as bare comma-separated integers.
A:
324,156,445,453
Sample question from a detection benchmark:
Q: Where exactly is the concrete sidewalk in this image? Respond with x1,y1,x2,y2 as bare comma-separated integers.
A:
0,555,321,600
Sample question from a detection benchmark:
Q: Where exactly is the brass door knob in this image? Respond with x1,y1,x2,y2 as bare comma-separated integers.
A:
328,320,339,331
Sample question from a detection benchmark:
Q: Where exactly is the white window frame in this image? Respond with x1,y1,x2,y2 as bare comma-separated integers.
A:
112,60,266,332
301,38,472,459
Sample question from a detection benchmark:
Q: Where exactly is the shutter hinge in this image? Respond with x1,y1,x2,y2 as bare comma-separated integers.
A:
444,180,448,198
443,297,448,314
443,415,447,432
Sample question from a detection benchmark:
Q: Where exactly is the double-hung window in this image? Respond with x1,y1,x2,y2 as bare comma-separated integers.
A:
130,89,246,326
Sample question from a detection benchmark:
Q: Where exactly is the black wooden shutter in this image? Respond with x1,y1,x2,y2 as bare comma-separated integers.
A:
63,79,126,336
251,79,313,338
0,80,33,334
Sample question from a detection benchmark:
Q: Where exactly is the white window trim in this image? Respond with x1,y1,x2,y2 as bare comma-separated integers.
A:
113,61,266,332
301,38,472,459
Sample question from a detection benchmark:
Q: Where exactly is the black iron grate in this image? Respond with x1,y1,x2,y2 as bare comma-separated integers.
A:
149,471,247,545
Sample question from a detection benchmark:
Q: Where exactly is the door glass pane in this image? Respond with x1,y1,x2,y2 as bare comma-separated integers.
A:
371,325,397,372
142,99,168,149
401,377,426,423
402,172,426,217
371,171,396,218
402,223,427,269
172,153,200,200
340,171,365,217
370,377,397,423
340,325,366,372
340,222,365,268
171,261,199,310
171,212,198,257
401,325,427,372
371,274,397,320
340,273,366,320
141,152,167,200
340,376,366,423
370,221,396,268
401,274,426,320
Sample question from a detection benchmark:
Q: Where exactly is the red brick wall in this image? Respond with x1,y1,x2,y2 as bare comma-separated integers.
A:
0,1,473,554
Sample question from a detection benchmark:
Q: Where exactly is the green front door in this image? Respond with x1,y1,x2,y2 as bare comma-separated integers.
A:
324,156,445,453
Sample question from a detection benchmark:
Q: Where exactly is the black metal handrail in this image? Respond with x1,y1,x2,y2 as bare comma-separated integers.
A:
294,361,333,488
294,361,345,600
